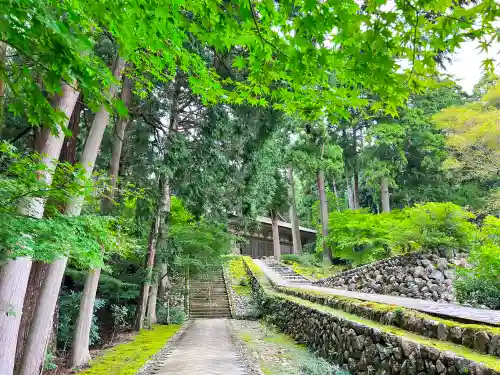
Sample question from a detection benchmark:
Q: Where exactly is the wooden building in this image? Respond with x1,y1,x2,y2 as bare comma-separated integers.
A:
232,216,316,258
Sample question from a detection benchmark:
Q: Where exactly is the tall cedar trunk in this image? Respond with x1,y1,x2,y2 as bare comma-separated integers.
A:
351,125,360,209
157,263,170,299
101,75,132,213
147,280,158,325
332,179,340,212
70,55,126,368
271,210,281,261
380,178,391,213
141,77,178,327
346,174,355,210
0,82,79,375
18,257,68,375
0,41,6,135
14,262,49,373
70,268,101,366
134,217,159,331
353,171,360,209
317,170,332,263
60,93,83,164
286,167,302,255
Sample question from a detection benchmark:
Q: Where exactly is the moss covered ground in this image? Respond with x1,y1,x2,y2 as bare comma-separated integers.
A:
78,324,181,375
229,256,252,296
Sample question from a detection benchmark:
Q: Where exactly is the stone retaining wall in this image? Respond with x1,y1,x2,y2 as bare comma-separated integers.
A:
244,259,499,375
316,250,468,303
280,287,500,359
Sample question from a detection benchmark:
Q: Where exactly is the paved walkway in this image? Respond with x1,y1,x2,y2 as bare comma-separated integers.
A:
156,319,247,375
254,259,500,326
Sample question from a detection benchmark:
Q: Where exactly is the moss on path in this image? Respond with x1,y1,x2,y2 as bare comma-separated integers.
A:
79,324,181,375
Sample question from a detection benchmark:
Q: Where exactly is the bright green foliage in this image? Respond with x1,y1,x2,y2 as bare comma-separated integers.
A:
281,253,343,280
0,214,120,267
434,83,500,183
78,324,181,375
326,202,476,265
455,216,500,309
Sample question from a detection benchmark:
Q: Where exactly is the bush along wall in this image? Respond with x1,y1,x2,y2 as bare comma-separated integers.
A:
280,287,500,359
243,259,500,375
316,250,468,304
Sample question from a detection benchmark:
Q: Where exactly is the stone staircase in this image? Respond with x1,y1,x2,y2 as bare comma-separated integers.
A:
263,258,312,285
189,269,232,319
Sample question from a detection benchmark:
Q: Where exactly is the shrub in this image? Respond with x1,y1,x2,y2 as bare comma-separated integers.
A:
325,202,476,265
454,216,500,309
157,306,186,325
58,291,105,351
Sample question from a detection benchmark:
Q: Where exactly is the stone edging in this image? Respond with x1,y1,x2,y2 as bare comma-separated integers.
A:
222,264,236,319
242,258,500,375
134,320,192,375
279,287,500,359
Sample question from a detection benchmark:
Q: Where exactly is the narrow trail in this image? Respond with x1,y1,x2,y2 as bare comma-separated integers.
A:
156,319,247,375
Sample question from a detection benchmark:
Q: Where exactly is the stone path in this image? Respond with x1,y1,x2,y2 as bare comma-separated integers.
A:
156,319,247,375
255,259,500,326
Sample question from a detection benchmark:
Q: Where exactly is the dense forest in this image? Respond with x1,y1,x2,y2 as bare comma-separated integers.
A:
0,1,499,374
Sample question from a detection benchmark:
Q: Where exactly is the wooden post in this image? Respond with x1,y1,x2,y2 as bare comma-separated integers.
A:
271,211,281,261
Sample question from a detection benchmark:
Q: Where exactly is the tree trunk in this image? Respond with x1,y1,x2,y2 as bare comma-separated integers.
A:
101,75,132,213
14,262,49,373
0,41,7,135
271,210,281,261
380,178,391,213
157,262,170,299
287,167,302,255
346,175,355,210
316,170,332,263
71,267,101,368
332,179,340,212
65,55,125,217
353,170,360,209
60,93,83,164
0,82,78,375
17,257,68,375
68,55,126,368
146,280,158,325
134,217,159,331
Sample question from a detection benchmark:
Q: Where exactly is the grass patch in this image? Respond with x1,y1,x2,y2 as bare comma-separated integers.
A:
79,324,181,375
229,257,252,296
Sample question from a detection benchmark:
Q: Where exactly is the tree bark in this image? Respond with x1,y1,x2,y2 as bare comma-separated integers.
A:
134,217,160,331
68,55,126,368
317,170,332,263
146,279,158,325
271,210,281,261
17,257,68,375
14,262,49,373
101,75,132,213
157,262,170,299
332,179,340,212
0,41,7,135
286,167,302,255
60,93,83,164
380,178,391,213
353,170,360,209
70,267,102,367
0,82,78,375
